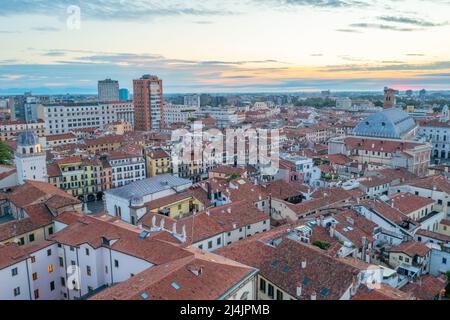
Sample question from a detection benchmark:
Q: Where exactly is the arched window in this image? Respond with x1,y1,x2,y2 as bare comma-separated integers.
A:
118,207,122,217
114,205,118,216
22,147,26,154
29,147,34,154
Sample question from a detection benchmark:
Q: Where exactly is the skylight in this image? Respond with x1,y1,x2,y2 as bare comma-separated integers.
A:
303,277,310,285
139,231,149,239
171,282,181,290
320,287,329,297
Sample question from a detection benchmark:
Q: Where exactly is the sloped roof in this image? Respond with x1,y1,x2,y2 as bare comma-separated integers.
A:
353,108,417,139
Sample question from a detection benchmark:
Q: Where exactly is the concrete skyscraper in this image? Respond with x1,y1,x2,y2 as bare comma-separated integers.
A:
98,78,119,101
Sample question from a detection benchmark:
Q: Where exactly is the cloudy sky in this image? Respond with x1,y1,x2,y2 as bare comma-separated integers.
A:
0,0,449,94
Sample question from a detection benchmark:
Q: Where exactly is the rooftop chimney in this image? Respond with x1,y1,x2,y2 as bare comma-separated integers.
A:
296,285,302,297
311,292,317,300
301,260,307,269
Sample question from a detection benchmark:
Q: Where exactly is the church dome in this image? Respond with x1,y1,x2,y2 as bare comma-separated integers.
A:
353,108,417,139
17,130,39,146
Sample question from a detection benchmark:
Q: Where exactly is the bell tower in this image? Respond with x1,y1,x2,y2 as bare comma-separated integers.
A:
15,130,47,185
383,87,397,109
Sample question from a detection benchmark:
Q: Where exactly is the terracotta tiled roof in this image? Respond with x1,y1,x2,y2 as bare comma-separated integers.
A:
401,174,450,194
401,275,448,300
333,209,377,247
416,229,450,243
0,202,57,241
360,199,411,225
389,193,434,215
262,180,308,200
217,231,360,300
3,180,79,209
84,135,125,146
319,154,353,165
55,156,83,165
344,137,426,153
0,243,29,270
352,284,414,300
90,250,256,300
389,241,430,257
148,149,170,159
47,164,61,177
50,215,192,265
141,200,268,244
47,133,77,141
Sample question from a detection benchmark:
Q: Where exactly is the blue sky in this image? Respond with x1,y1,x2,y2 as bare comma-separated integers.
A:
0,0,450,94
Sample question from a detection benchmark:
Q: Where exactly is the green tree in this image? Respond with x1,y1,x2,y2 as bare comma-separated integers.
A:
0,141,13,165
312,240,330,250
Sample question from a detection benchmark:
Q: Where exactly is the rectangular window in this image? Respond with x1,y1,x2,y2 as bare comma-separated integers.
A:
276,290,283,300
268,284,274,299
11,267,18,276
260,278,266,293
59,257,64,267
114,260,119,268
13,287,20,297
32,272,38,281
50,281,55,291
31,256,36,263
208,241,213,249
47,249,52,256
29,234,35,242
85,248,90,256
34,289,39,300
61,277,66,287
86,266,91,276
217,237,221,245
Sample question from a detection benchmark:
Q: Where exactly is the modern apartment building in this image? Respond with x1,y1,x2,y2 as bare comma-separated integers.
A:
40,102,134,135
98,79,119,102
133,75,164,131
163,103,198,126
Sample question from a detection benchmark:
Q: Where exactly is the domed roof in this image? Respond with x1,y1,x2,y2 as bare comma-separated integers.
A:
17,130,39,146
353,108,417,139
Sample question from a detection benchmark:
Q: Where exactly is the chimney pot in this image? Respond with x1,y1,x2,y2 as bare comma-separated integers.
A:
296,285,302,297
